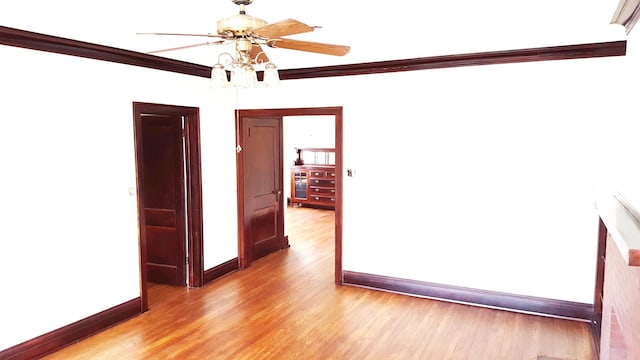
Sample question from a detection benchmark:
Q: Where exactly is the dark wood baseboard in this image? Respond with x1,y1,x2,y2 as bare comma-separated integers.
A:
0,297,142,360
343,271,594,321
203,258,239,285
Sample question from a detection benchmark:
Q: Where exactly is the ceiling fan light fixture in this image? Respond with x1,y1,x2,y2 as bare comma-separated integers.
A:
263,62,280,87
210,49,280,89
141,0,350,89
245,65,258,88
210,63,229,88
230,66,246,87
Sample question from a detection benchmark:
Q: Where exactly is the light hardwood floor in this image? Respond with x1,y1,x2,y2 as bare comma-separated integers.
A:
43,206,596,359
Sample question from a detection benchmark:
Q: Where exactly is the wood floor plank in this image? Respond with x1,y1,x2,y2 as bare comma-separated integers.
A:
42,206,596,359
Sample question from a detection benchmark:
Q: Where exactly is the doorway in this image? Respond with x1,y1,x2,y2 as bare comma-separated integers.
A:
133,102,204,311
236,107,343,284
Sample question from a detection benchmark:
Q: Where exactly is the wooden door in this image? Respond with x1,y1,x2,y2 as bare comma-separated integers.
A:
141,114,186,286
239,116,286,266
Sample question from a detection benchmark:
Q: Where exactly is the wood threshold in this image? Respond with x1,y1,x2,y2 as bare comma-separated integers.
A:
343,271,594,321
0,297,141,360
0,26,626,81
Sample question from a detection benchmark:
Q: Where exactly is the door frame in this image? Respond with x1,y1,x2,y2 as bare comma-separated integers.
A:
236,107,343,284
133,102,204,311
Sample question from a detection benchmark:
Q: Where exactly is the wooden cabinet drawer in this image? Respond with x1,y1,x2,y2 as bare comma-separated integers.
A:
310,187,336,195
310,195,336,204
310,170,335,178
310,178,335,187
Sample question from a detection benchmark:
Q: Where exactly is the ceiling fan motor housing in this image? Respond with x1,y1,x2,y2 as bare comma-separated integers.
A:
217,14,267,37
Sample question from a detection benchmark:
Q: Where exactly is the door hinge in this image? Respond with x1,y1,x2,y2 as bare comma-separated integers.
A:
185,256,189,265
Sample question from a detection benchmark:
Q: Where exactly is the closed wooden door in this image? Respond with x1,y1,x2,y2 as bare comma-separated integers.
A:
141,114,186,286
239,116,286,266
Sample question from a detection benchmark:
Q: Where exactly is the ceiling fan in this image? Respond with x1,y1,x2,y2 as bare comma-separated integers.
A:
137,0,351,64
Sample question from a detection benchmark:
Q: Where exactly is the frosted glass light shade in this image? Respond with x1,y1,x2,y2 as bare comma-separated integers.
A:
210,64,228,88
245,65,258,88
263,63,280,87
231,66,247,87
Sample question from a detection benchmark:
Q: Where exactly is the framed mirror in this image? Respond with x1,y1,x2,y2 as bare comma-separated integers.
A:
295,147,335,166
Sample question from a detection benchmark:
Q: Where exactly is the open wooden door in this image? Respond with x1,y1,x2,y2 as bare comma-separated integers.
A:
237,115,287,267
133,102,204,311
140,114,187,286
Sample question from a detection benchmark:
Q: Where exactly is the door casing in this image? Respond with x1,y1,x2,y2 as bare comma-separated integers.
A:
133,102,204,311
236,107,343,284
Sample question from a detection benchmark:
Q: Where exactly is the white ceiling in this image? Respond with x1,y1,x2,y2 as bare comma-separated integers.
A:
1,0,627,70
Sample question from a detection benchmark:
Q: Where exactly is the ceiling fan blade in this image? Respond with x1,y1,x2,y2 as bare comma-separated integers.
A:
249,44,271,64
267,39,350,56
137,32,222,38
147,41,225,55
251,19,314,39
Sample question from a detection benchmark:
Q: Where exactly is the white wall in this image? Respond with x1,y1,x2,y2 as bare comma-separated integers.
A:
0,32,634,351
601,29,640,213
0,45,238,350
237,53,629,303
199,90,240,269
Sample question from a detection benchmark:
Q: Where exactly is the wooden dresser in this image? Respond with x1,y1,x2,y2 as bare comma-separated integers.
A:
290,165,336,209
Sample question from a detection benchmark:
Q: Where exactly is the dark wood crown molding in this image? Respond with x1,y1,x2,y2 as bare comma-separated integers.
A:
0,25,627,81
280,41,627,80
0,26,211,77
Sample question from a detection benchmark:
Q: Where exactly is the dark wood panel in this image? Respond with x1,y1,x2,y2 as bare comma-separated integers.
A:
141,117,181,210
146,226,179,265
0,298,141,360
343,270,594,321
144,208,176,227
